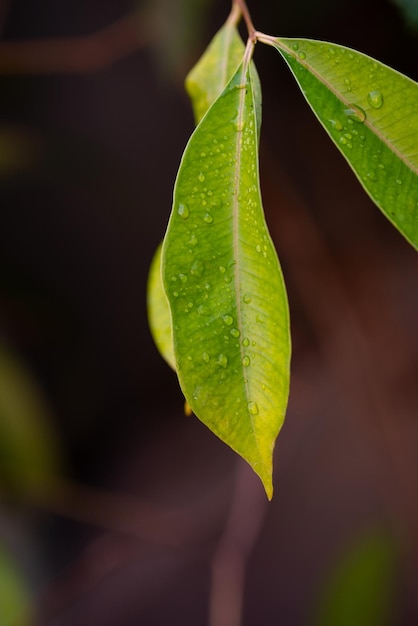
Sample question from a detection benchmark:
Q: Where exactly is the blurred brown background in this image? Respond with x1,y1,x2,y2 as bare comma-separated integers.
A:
0,0,417,624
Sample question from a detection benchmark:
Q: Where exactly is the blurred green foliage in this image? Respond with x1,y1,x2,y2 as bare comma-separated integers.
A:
314,530,398,626
0,543,30,626
0,342,61,498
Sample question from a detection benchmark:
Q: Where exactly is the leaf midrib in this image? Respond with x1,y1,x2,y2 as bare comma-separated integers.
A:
232,64,261,453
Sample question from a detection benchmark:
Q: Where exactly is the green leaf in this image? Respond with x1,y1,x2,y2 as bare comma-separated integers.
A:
147,243,176,370
185,5,245,125
147,10,261,372
314,531,397,626
269,37,418,250
186,7,262,135
162,55,291,498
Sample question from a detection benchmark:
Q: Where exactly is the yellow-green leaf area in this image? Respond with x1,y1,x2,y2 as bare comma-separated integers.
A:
162,59,291,498
147,243,176,370
185,7,245,124
273,38,418,250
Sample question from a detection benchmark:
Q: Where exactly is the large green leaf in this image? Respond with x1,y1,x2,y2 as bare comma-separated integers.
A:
265,37,418,249
162,55,291,498
147,11,261,372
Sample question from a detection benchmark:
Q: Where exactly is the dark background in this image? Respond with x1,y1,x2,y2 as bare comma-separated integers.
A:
0,0,417,624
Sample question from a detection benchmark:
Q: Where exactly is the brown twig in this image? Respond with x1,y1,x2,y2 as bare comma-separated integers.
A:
0,13,147,75
209,460,268,626
233,0,257,40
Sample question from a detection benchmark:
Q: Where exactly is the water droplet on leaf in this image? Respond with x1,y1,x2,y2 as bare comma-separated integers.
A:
329,119,343,131
223,315,233,326
191,260,205,276
178,203,189,219
248,401,259,415
367,90,384,109
343,105,366,123
218,354,228,368
242,356,251,367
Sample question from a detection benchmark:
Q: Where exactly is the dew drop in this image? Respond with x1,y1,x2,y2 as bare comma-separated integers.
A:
292,43,299,51
242,337,250,347
242,356,251,367
204,213,213,224
178,203,189,219
218,354,228,368
179,274,187,283
330,119,343,131
189,234,198,246
173,291,179,298
191,260,205,276
298,51,306,60
230,328,240,338
243,293,252,304
202,352,210,363
396,179,402,185
219,266,226,274
367,90,384,109
223,314,233,326
198,172,205,182
248,401,259,415
343,105,366,123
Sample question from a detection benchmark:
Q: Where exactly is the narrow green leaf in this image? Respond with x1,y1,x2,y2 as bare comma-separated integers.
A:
185,6,262,136
162,55,291,498
147,243,176,370
270,37,418,249
314,531,397,626
185,5,245,125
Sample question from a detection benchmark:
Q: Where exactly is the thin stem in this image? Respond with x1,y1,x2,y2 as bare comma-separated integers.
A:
255,31,278,47
233,0,256,41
